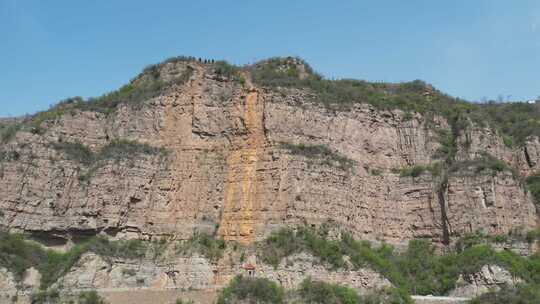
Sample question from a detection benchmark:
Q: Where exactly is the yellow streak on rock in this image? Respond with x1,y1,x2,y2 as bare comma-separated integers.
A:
219,88,264,245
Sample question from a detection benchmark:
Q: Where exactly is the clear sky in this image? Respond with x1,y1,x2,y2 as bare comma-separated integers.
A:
1,0,539,117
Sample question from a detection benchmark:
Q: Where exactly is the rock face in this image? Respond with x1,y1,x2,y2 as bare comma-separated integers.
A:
0,61,537,249
257,252,390,291
0,268,18,301
53,251,387,295
57,252,216,291
449,265,522,298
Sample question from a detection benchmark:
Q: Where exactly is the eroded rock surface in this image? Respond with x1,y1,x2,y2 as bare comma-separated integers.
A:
449,265,522,298
0,61,537,249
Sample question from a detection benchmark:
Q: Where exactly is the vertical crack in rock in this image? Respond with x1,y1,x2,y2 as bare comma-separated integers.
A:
219,76,266,245
523,146,534,168
437,176,451,245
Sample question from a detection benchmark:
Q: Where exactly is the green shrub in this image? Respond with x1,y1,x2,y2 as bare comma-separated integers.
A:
51,141,95,166
251,57,319,88
400,165,428,178
525,171,540,206
397,240,459,295
0,232,47,281
0,150,20,163
259,227,540,296
455,232,513,252
392,163,443,180
449,153,511,176
39,237,147,289
503,135,515,148
526,229,540,243
50,139,167,181
259,227,344,269
217,275,284,304
30,289,60,304
288,278,413,304
176,233,226,261
280,142,355,171
82,65,193,114
477,101,540,147
369,168,383,176
213,61,241,79
22,58,195,129
99,139,166,162
259,228,300,267
0,123,22,143
402,112,414,121
433,128,458,162
397,164,441,178
252,57,540,147
363,287,413,304
0,231,148,289
78,290,108,304
298,278,361,304
470,283,540,304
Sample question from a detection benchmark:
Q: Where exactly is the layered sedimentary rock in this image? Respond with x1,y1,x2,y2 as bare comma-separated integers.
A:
0,61,537,249
52,251,388,293
449,265,522,298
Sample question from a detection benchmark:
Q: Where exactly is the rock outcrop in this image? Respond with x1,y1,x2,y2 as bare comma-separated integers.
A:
0,60,537,248
48,251,387,296
0,58,539,303
449,265,522,298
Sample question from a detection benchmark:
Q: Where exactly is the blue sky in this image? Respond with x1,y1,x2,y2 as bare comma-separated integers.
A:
1,0,539,117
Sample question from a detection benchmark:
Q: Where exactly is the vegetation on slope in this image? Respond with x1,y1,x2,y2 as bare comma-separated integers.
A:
470,283,540,304
2,226,540,301
0,232,146,289
525,171,540,206
280,142,356,171
298,278,412,304
31,290,108,304
4,55,539,150
448,152,515,177
0,231,228,290
251,56,540,147
394,163,442,178
50,139,168,181
217,275,285,304
0,122,21,143
53,57,195,114
217,276,411,304
258,226,540,297
175,232,227,261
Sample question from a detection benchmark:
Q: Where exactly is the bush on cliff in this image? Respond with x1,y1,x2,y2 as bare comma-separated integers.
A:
252,57,540,147
525,171,540,206
259,227,540,297
298,278,364,304
280,142,356,171
77,290,108,304
0,122,22,143
176,232,227,261
0,232,147,289
259,226,344,269
50,138,168,182
31,290,108,304
217,276,412,304
299,280,413,304
0,232,47,281
217,275,285,304
469,283,540,304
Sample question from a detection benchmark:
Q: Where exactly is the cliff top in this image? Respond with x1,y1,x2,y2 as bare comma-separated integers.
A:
2,55,540,147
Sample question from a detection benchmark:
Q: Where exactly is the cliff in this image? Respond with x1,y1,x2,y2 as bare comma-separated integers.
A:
0,56,538,303
1,58,537,246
